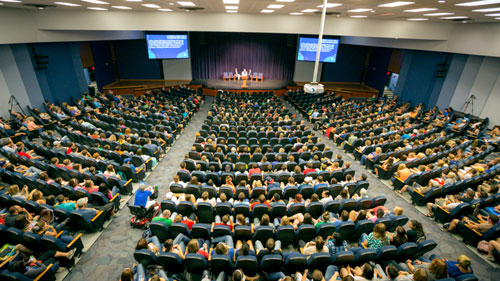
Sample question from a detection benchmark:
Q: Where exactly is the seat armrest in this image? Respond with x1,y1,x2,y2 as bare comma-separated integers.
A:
33,264,53,281
66,233,83,248
91,210,104,222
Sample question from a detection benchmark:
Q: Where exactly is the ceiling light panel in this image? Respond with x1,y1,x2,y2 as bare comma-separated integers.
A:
404,8,438,12
223,0,239,4
378,2,415,7
456,0,500,6
301,9,318,12
317,3,342,8
485,13,500,15
267,4,284,9
277,0,294,2
348,8,372,12
261,9,274,13
81,0,108,4
407,18,428,21
87,7,107,10
54,2,81,6
423,12,454,16
472,7,500,12
350,15,368,18
158,8,172,11
177,1,195,6
142,3,160,8
225,6,238,9
112,6,131,9
0,0,21,2
290,12,303,15
441,16,469,19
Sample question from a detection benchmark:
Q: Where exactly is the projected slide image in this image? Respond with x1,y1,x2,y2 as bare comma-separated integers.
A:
146,34,189,59
297,37,339,63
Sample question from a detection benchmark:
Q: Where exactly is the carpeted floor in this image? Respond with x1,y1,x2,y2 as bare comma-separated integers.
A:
64,95,500,281
63,97,214,281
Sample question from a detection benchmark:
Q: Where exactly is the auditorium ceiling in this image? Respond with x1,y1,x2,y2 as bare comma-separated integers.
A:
1,0,500,22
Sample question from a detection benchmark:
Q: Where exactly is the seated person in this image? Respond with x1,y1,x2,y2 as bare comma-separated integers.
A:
443,213,498,234
134,183,156,209
302,236,328,259
446,255,473,278
255,238,282,261
74,197,115,221
152,210,174,227
326,232,348,256
361,223,391,250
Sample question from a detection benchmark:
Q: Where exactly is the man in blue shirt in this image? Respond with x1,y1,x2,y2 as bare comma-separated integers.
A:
134,183,155,209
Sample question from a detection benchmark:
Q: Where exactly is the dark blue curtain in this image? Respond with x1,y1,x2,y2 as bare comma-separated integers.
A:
190,32,297,80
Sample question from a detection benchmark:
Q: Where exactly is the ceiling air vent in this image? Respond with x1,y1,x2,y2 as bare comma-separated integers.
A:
177,6,205,11
23,3,56,9
314,11,340,16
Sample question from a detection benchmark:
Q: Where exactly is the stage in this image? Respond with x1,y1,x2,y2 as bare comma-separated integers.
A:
190,79,296,90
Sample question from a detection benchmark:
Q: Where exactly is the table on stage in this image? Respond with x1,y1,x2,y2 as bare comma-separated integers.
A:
241,76,249,88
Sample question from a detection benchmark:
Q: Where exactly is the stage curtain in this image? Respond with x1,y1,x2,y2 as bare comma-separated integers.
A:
190,32,296,81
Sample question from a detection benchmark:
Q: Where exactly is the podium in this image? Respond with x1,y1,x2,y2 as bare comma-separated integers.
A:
241,76,248,88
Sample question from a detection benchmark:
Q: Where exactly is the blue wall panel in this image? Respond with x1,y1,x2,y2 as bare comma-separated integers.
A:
395,50,448,109
436,54,468,109
32,42,87,104
321,44,368,83
113,39,162,80
364,47,392,95
10,44,45,109
90,41,117,92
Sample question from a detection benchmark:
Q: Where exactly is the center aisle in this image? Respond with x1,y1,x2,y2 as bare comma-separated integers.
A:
63,96,214,281
280,97,500,280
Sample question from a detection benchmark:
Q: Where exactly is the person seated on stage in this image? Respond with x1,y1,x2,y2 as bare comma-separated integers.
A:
241,68,248,78
234,68,241,80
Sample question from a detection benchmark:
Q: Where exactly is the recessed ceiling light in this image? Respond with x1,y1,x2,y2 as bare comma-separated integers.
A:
424,12,454,16
82,0,108,4
223,0,239,4
301,9,318,12
87,7,107,10
158,8,172,11
378,1,415,7
485,13,500,15
261,9,274,13
408,18,429,20
441,16,469,19
290,12,303,15
177,1,195,6
277,0,294,2
472,7,500,12
112,6,132,9
404,8,437,12
226,10,237,13
54,2,81,6
350,15,368,18
456,0,500,6
267,4,284,9
0,0,21,2
348,8,372,12
225,5,238,9
438,0,446,2
142,3,160,8
317,3,342,8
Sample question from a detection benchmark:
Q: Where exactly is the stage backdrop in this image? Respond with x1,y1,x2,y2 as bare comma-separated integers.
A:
190,32,297,81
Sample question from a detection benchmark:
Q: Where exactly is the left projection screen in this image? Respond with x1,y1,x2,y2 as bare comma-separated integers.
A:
146,34,189,59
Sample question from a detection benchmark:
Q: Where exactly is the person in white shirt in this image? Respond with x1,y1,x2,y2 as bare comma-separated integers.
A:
234,68,241,80
241,69,248,78
196,191,216,207
320,190,333,205
169,175,187,188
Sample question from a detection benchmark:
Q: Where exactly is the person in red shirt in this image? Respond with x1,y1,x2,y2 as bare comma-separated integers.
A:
213,214,234,231
248,163,261,177
250,194,269,211
303,162,317,175
16,147,31,159
186,239,209,259
174,214,196,230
